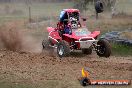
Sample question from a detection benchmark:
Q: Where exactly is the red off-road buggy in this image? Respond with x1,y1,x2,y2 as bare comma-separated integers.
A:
42,9,111,58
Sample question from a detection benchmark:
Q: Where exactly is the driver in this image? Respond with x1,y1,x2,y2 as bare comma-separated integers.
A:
64,23,72,34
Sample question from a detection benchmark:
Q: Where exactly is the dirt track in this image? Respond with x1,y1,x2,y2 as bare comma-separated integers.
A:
0,49,131,85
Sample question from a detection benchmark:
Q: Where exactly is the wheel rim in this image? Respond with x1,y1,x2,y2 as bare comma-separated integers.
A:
98,45,105,54
58,45,64,56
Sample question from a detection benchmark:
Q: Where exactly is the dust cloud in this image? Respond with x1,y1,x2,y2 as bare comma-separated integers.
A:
0,24,42,53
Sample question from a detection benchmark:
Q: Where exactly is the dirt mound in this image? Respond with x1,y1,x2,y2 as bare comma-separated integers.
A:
120,31,132,39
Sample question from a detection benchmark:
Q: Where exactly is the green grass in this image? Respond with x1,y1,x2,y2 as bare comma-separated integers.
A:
111,43,132,56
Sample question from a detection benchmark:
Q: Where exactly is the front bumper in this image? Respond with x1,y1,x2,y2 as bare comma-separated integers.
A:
75,37,98,48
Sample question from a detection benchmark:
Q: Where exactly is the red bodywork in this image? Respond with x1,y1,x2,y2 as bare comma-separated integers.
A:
47,27,100,49
47,9,100,49
63,9,80,13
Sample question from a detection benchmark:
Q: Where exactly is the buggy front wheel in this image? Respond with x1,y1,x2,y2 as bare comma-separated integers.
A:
96,39,111,57
57,40,70,58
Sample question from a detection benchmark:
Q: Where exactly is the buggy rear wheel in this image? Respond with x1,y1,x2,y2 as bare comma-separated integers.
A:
57,40,70,58
96,39,111,57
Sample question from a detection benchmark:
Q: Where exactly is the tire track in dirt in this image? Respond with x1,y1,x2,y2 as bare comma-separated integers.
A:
0,49,131,84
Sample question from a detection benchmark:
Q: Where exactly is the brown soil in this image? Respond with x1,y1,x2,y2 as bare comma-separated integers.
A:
0,50,131,86
0,21,131,88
